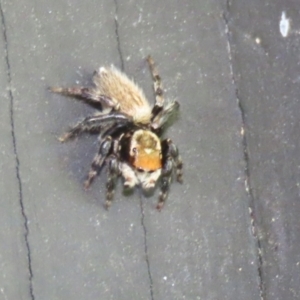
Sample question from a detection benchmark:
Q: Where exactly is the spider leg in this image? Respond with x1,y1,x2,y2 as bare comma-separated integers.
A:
157,139,183,210
101,123,130,139
164,138,183,183
59,113,132,142
147,55,165,119
157,157,173,211
151,101,180,131
50,86,120,111
84,136,113,189
59,116,101,142
105,155,120,209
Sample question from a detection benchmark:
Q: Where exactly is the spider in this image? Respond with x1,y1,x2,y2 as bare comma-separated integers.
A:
50,56,183,210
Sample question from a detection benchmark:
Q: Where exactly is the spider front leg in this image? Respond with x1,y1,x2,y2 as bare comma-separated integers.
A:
151,100,180,131
157,138,183,210
84,136,113,189
162,138,183,183
58,113,131,142
147,55,165,118
157,157,173,211
105,155,120,209
58,115,102,142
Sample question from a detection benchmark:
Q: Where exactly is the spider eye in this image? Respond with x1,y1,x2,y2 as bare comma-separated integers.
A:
137,167,144,172
132,147,137,153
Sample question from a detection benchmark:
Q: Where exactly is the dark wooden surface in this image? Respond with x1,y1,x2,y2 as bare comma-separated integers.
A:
0,0,299,299
227,1,300,299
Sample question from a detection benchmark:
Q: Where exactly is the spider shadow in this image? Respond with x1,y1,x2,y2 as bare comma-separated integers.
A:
122,182,157,199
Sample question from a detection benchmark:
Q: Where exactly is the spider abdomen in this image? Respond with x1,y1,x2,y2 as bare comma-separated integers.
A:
96,67,152,124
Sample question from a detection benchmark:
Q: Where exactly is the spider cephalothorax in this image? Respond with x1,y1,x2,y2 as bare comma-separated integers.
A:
129,129,162,171
51,56,182,210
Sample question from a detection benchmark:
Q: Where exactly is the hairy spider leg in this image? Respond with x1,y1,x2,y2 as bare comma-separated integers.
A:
84,136,113,189
105,155,120,209
156,139,183,210
147,55,165,119
164,138,183,183
100,123,131,140
157,157,173,211
50,86,120,110
151,101,180,131
58,113,132,142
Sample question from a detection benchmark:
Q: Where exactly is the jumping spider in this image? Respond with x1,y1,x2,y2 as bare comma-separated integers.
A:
50,56,183,210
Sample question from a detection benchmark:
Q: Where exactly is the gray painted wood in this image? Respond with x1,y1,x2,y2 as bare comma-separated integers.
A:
116,1,260,299
1,0,298,299
227,1,300,299
0,5,32,299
